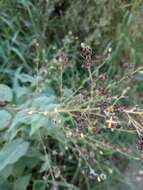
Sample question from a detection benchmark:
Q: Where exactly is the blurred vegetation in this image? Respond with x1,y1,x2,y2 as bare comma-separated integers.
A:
0,0,143,190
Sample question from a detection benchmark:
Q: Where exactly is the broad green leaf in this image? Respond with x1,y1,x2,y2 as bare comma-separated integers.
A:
40,161,50,173
8,109,32,139
0,84,13,102
46,125,65,144
0,182,11,190
14,86,30,99
0,110,12,130
0,139,29,171
32,180,46,190
0,165,13,180
32,96,58,112
30,114,51,136
63,88,72,97
13,175,31,190
12,156,40,177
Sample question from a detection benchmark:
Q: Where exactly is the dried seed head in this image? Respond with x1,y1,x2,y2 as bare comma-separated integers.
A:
99,150,103,155
50,184,59,190
108,47,112,53
113,104,124,112
81,42,86,48
100,173,107,180
80,133,84,138
81,169,85,175
98,74,107,81
0,101,9,107
56,52,68,66
123,63,133,69
27,110,33,115
90,169,98,179
138,135,143,151
108,168,113,174
82,46,92,69
98,100,111,111
52,150,58,156
43,111,48,116
32,39,40,48
68,155,72,160
52,115,61,124
97,176,101,182
89,151,95,158
82,46,92,57
54,167,61,179
98,86,108,96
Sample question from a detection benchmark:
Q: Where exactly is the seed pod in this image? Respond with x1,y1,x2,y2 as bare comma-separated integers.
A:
98,86,108,96
138,135,143,151
113,104,124,112
0,101,9,107
123,63,133,69
82,46,92,69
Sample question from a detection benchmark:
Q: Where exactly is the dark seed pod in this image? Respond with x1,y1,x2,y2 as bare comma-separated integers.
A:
138,135,143,151
82,46,92,69
123,63,133,69
113,104,124,113
98,86,108,96
0,101,9,107
82,46,92,57
98,100,111,111
98,74,107,81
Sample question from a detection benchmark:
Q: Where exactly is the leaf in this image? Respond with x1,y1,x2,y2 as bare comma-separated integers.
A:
13,175,31,190
18,73,35,84
11,47,27,65
0,84,13,102
0,182,11,190
63,88,72,97
45,124,66,145
0,165,13,180
32,180,46,190
40,161,50,173
12,156,38,177
30,114,51,136
14,86,30,100
8,108,32,138
0,139,29,171
32,96,58,112
0,110,12,130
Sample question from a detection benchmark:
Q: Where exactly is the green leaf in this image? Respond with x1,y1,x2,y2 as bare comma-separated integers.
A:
18,73,35,84
32,96,58,112
0,182,11,190
63,88,72,97
30,114,51,136
0,139,29,171
12,155,40,178
13,175,31,190
0,165,13,180
0,110,12,131
0,84,13,102
14,86,30,100
11,47,27,65
32,180,46,190
40,161,50,173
